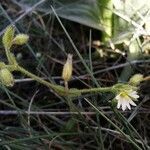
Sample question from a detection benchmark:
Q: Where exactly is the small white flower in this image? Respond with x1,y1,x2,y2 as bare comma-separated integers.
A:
115,90,139,111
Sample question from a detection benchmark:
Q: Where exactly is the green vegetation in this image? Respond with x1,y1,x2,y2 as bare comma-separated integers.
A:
0,0,149,149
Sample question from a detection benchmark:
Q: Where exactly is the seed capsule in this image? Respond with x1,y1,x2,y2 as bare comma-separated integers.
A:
0,68,14,87
62,54,73,82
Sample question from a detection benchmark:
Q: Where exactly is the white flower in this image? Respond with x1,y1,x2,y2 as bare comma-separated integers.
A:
115,90,139,111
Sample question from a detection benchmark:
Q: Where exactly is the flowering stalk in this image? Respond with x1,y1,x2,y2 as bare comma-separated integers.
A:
0,25,143,110
14,65,116,96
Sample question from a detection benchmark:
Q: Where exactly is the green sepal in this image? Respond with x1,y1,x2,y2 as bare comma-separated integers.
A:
113,83,137,93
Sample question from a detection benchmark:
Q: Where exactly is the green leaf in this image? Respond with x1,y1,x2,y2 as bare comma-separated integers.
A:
17,0,104,30
2,25,15,50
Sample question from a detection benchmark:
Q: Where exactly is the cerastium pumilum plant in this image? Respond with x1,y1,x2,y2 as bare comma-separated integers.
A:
0,25,148,111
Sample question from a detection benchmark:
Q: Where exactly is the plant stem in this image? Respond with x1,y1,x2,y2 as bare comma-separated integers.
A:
16,65,115,96
80,86,115,94
99,0,113,42
5,48,12,64
17,65,58,90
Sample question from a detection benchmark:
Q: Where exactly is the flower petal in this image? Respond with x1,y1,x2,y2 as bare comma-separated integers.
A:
128,91,139,99
121,99,127,111
117,99,121,109
115,91,138,111
128,99,137,106
126,101,131,110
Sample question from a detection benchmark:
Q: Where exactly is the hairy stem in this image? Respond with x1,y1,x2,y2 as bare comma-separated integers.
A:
16,65,115,96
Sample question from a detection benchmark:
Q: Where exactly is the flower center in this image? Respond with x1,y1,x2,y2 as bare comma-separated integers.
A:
119,92,129,99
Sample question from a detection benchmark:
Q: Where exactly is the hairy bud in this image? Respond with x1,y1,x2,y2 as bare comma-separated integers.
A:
2,25,15,50
0,68,14,87
129,74,143,86
13,34,29,45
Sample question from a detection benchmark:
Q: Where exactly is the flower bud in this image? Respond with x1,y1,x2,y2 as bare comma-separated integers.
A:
62,54,73,82
2,25,15,50
129,74,143,86
0,68,14,87
13,34,29,45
